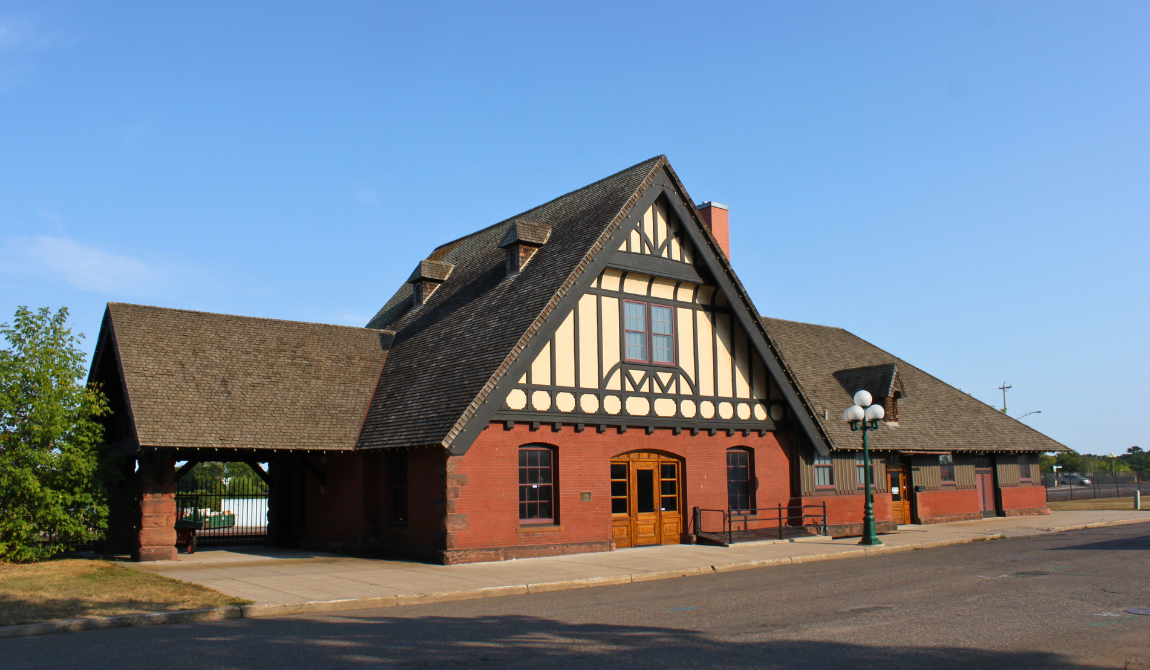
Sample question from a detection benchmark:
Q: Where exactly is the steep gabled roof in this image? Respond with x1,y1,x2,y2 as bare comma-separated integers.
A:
94,303,390,451
359,156,832,455
759,317,1068,453
358,157,665,450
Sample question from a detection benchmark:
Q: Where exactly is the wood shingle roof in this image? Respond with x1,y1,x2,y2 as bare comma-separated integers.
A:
759,316,1067,453
98,303,390,451
359,156,665,450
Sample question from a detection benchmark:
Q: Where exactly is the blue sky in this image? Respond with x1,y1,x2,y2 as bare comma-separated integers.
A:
0,2,1145,455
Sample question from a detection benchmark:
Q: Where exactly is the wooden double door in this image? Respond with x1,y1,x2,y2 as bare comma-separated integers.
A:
610,452,683,548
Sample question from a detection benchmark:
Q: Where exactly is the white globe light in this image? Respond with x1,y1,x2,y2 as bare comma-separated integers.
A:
853,390,872,408
846,405,866,422
865,404,885,421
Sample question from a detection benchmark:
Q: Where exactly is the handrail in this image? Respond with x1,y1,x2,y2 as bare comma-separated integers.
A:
693,503,829,544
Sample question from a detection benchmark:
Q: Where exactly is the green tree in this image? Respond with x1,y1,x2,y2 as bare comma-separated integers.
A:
0,307,109,562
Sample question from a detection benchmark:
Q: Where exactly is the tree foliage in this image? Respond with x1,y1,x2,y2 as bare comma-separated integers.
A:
1039,449,1145,476
0,307,109,562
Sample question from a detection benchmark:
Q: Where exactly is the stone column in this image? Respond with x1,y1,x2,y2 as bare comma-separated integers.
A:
135,450,178,561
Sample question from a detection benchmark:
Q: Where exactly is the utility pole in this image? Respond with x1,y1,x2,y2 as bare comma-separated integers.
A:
998,381,1012,413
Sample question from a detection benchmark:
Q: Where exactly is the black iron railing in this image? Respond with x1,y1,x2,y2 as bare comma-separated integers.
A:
1042,472,1143,503
693,503,827,546
176,475,268,547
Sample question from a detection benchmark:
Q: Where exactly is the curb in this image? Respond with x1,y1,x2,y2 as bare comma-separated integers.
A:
5,515,1147,637
0,607,240,639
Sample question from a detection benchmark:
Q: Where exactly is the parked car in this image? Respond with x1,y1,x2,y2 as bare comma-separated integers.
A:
1058,474,1091,486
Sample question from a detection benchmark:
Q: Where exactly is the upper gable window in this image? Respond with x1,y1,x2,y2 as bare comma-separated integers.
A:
624,300,676,365
624,301,647,361
651,305,674,364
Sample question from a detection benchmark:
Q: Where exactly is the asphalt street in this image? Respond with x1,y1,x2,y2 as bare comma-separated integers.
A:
3,523,1148,669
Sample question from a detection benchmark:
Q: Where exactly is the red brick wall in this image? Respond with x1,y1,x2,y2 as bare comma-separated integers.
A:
1000,484,1050,516
797,491,896,536
443,423,793,561
915,488,983,524
302,452,366,545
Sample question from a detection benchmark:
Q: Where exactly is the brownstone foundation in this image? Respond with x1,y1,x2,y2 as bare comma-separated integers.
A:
828,521,898,538
1002,506,1051,517
917,512,984,525
133,451,177,562
441,540,615,565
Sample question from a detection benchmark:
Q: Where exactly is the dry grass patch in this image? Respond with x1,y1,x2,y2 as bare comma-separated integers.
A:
1047,496,1141,511
0,559,248,627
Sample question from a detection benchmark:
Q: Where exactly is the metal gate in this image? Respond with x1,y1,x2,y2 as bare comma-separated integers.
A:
176,466,269,547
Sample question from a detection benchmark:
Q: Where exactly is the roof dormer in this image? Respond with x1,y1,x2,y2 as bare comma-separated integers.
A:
407,259,454,307
499,219,551,276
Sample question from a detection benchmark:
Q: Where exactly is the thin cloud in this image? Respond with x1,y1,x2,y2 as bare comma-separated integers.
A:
1,236,215,296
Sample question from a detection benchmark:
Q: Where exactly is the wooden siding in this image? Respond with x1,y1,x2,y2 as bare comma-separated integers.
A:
996,456,1021,487
911,455,941,491
833,451,855,495
799,445,816,497
954,454,977,490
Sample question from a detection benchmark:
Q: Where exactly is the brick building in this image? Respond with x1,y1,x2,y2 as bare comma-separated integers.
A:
90,156,1066,562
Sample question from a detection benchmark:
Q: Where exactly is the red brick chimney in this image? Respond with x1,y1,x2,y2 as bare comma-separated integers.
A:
696,201,730,260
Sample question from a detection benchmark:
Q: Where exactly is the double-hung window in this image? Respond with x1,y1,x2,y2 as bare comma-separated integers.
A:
939,454,956,485
519,446,555,523
814,453,834,489
623,300,675,365
1017,455,1032,482
624,301,647,361
727,448,754,511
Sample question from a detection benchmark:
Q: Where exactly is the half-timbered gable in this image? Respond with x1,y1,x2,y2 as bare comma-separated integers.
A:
497,197,790,433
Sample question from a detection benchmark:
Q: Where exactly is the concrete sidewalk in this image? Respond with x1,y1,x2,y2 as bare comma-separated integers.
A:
130,510,1150,618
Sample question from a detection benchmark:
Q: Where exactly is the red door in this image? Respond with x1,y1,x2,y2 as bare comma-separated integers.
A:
974,458,996,517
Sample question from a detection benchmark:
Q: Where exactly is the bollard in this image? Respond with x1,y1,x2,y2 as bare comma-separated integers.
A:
1136,491,1142,511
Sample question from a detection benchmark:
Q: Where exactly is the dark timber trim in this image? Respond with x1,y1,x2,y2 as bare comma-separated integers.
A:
444,167,668,455
444,162,830,456
607,253,708,285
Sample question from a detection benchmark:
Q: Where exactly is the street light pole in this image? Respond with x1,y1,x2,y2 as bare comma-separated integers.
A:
1110,453,1119,498
844,390,884,546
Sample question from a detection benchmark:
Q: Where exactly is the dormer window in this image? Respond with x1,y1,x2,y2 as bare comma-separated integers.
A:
407,259,454,307
499,220,551,276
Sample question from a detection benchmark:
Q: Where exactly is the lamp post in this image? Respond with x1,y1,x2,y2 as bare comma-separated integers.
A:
1109,453,1119,498
843,390,884,546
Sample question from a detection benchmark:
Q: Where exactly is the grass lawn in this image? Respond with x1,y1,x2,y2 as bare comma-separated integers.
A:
1047,496,1142,511
0,559,249,627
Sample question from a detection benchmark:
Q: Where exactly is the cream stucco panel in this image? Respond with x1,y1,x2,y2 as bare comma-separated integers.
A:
600,269,622,292
531,390,552,412
577,294,598,389
555,392,576,412
675,309,695,386
603,395,622,414
650,277,676,300
697,311,715,396
531,341,551,386
506,389,527,410
554,310,576,388
625,396,650,416
622,273,650,296
715,314,734,398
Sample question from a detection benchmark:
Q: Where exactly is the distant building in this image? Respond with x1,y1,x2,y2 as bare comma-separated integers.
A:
91,156,1065,562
